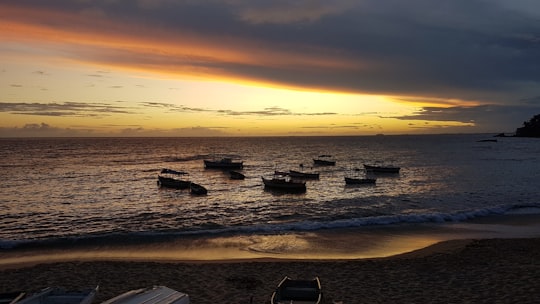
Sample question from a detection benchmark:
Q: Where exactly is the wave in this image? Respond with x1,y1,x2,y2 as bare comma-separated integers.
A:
2,202,539,250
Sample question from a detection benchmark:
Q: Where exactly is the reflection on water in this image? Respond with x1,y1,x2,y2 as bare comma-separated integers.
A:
1,135,540,253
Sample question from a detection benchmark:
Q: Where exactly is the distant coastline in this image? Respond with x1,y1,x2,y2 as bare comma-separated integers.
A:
489,114,540,138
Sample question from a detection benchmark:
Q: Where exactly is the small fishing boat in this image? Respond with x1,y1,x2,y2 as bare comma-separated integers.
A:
289,170,320,179
101,286,189,304
313,155,336,166
270,276,322,304
204,158,243,169
363,164,400,173
190,182,207,195
229,170,245,180
345,176,376,185
17,286,98,304
262,177,306,192
157,169,190,189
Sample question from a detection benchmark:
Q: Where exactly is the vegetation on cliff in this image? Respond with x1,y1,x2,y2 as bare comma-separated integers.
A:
515,114,540,137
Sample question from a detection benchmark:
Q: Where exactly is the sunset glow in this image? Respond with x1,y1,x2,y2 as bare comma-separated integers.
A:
1,1,539,136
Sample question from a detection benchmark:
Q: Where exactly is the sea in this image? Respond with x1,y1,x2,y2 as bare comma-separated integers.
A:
1,134,540,261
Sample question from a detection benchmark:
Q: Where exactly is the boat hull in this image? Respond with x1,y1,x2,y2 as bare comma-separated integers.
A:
158,176,191,189
363,164,400,173
17,286,98,304
0,292,26,304
288,170,320,179
229,170,245,180
345,177,376,184
271,276,322,304
262,177,306,192
204,159,243,169
190,183,207,195
101,286,189,304
313,159,335,166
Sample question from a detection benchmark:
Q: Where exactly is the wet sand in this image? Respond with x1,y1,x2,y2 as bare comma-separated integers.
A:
1,237,540,304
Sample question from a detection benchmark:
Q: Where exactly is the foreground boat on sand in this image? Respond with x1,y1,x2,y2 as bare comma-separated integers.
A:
270,276,322,304
157,169,190,189
17,286,98,304
101,286,189,304
262,177,306,192
0,291,25,304
203,158,243,169
363,164,400,173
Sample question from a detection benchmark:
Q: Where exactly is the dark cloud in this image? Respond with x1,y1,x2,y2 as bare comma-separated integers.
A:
0,122,97,137
139,102,336,117
23,122,52,130
0,102,137,117
520,96,540,105
119,126,229,137
2,0,539,104
139,102,208,113
301,125,361,130
0,101,337,122
0,123,229,137
396,104,540,133
217,107,336,116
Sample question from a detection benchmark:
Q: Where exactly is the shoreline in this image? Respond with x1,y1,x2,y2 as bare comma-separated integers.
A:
0,238,473,271
0,238,474,271
1,237,539,303
2,212,540,269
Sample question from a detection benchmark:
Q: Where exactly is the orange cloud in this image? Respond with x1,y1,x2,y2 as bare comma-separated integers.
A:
0,3,369,91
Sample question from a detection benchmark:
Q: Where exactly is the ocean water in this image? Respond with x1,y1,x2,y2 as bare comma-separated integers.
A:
1,134,540,253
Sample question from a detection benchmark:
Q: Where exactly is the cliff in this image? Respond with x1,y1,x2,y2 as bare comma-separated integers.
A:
515,114,540,137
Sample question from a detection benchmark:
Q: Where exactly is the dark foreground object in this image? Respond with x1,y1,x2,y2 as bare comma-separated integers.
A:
271,276,322,304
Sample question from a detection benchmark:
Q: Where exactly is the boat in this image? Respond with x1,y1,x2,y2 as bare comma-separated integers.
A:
229,170,245,180
0,291,26,304
190,182,207,195
270,276,322,304
289,170,320,179
363,164,400,173
203,158,243,169
313,158,335,166
101,286,189,304
17,286,98,304
262,177,306,192
345,176,376,185
313,155,335,166
157,169,190,189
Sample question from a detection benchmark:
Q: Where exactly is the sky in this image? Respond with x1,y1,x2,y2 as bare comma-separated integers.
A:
1,0,539,137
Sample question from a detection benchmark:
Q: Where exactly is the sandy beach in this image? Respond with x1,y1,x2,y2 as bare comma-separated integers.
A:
1,237,539,304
